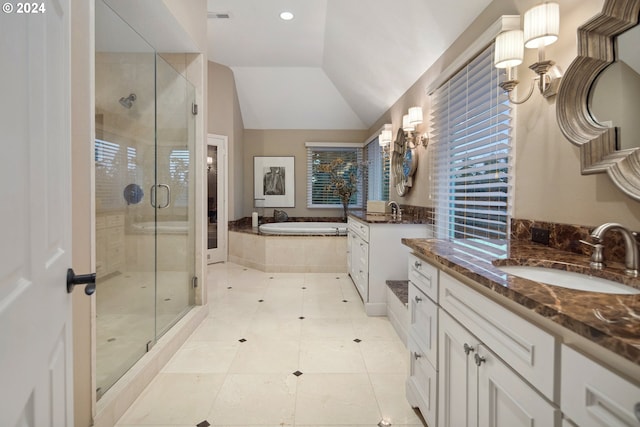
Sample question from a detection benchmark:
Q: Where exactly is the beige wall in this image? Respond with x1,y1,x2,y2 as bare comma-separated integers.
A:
369,0,640,229
208,61,245,220
163,0,207,50
243,129,370,218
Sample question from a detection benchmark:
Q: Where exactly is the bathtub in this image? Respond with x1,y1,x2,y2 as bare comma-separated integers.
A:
258,222,347,236
131,221,189,234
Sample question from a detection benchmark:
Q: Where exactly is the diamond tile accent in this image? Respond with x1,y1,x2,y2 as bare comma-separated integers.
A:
299,316,305,320
293,370,303,377
239,338,247,343
258,299,264,302
353,338,362,343
197,421,211,427
342,300,348,303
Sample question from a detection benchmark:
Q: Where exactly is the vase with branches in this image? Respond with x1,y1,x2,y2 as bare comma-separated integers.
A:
318,157,366,221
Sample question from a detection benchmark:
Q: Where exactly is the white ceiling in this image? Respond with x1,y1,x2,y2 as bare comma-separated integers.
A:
207,0,492,130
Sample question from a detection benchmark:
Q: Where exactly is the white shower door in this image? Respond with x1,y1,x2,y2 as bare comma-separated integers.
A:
0,0,74,425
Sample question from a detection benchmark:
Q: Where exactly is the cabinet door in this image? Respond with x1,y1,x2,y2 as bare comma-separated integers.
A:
477,344,560,427
409,282,438,366
561,345,640,427
407,336,438,427
439,310,479,427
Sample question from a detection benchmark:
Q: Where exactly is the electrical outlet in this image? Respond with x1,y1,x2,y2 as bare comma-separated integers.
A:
531,227,550,245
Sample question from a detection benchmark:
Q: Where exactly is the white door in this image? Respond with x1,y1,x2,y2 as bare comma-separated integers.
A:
207,134,228,264
0,1,74,426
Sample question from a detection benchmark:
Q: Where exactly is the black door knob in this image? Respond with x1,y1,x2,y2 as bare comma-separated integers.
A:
66,268,96,295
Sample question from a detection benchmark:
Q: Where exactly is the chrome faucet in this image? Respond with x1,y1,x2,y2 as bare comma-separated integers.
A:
387,201,402,220
590,223,639,277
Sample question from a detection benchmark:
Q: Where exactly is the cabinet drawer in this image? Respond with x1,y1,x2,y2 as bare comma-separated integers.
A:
409,282,438,367
561,345,640,427
407,336,437,427
439,271,557,401
408,253,438,302
348,218,369,242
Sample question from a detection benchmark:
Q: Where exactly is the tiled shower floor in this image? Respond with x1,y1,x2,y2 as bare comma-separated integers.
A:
115,262,425,427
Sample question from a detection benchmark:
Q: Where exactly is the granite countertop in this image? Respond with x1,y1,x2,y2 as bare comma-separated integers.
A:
402,238,640,367
348,211,430,225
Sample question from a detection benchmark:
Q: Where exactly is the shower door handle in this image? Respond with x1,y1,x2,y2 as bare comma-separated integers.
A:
158,184,170,209
150,184,157,208
150,184,170,208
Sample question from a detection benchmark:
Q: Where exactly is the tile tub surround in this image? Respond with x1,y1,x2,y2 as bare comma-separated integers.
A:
402,238,640,371
229,230,347,273
511,218,636,265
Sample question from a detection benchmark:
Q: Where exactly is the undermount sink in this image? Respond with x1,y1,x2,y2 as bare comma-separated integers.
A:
497,265,640,295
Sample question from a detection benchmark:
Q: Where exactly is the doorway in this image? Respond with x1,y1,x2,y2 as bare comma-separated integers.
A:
207,134,228,264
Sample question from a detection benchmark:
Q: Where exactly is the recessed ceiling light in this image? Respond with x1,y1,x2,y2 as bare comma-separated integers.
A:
280,11,294,21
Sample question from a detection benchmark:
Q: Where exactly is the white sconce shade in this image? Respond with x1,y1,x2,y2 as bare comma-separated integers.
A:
408,107,423,126
379,124,392,147
524,2,559,48
207,156,213,165
402,114,414,132
494,30,524,68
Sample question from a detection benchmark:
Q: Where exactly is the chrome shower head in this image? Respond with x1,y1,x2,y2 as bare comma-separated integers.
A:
119,93,136,109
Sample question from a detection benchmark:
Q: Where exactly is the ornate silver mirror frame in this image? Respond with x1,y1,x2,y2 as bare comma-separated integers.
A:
556,0,640,201
392,128,417,196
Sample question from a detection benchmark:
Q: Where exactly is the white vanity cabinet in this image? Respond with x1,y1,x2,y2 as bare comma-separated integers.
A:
406,254,439,427
347,216,428,316
438,271,560,427
561,344,640,427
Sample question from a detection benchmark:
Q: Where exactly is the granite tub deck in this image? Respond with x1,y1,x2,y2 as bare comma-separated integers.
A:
402,238,640,375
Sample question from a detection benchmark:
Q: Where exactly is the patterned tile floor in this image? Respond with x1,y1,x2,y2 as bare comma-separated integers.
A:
115,262,425,427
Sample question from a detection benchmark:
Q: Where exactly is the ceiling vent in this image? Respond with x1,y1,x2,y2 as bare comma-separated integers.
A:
208,12,231,19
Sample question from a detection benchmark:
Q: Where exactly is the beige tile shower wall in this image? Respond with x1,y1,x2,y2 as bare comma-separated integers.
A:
243,129,369,218
368,0,639,230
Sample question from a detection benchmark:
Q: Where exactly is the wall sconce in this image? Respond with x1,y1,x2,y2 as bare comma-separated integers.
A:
402,106,428,147
379,124,393,155
494,2,562,104
207,156,214,173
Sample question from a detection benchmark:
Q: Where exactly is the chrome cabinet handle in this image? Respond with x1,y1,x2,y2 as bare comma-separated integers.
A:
474,353,486,367
414,260,422,269
463,343,475,355
413,352,422,360
414,295,422,303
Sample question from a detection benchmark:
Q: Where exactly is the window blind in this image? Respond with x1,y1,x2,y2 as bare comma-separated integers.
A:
365,137,390,201
306,146,364,208
95,139,138,210
431,43,512,240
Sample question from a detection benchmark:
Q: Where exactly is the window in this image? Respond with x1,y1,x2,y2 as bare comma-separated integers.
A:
168,148,190,208
95,138,138,211
306,143,364,208
431,43,512,239
365,137,390,201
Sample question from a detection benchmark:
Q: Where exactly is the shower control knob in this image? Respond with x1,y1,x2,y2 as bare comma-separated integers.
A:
66,268,96,296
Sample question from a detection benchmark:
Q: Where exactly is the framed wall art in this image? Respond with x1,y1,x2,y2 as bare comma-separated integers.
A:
253,156,295,207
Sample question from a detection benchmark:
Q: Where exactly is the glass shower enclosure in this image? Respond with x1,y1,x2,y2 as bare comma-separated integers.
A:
94,0,196,398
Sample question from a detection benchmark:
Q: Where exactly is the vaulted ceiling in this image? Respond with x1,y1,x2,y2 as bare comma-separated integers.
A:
206,0,492,130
